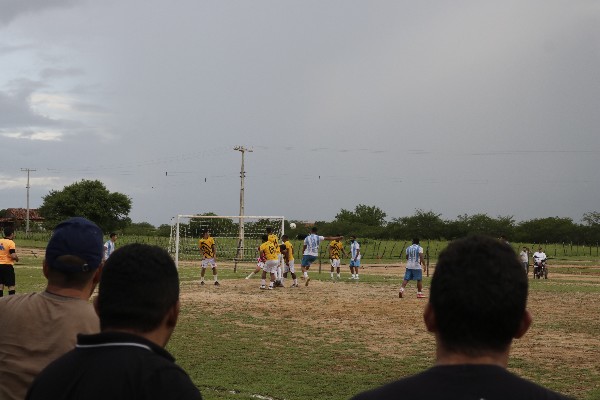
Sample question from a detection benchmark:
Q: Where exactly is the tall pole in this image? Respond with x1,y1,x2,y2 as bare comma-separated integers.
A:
21,168,36,234
234,146,252,259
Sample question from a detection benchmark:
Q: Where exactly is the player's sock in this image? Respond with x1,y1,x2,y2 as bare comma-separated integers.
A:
330,272,334,278
261,279,266,286
281,277,286,286
246,271,255,279
337,273,341,278
8,290,15,295
303,271,308,279
200,277,205,282
213,275,218,282
293,278,298,285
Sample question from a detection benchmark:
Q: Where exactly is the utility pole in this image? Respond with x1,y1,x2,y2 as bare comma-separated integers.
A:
21,168,36,234
234,146,252,259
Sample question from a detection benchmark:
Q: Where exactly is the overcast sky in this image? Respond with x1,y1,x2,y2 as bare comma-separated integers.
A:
1,0,599,227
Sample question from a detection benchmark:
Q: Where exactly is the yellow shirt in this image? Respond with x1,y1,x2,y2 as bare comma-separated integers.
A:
0,238,16,265
268,233,281,254
260,241,278,261
283,240,294,262
198,237,215,258
329,240,343,260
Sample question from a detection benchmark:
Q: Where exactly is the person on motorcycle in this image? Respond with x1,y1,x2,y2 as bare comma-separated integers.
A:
532,247,547,278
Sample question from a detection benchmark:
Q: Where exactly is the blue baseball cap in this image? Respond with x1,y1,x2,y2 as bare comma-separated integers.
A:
45,217,104,272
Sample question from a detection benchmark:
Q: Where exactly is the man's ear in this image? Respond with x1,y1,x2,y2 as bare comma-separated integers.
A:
93,296,100,317
423,302,437,333
514,309,532,339
42,260,49,278
166,300,180,329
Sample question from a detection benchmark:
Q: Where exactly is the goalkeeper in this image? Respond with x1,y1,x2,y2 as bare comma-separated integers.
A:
198,230,219,286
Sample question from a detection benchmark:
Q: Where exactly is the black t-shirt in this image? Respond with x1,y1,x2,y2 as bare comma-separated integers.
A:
26,331,202,400
352,364,571,400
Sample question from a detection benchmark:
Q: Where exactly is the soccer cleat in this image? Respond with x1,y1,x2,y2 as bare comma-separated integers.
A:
291,283,299,288
355,276,359,280
268,285,274,290
398,290,403,298
260,285,267,290
305,277,311,286
200,281,205,286
417,292,426,299
214,281,220,286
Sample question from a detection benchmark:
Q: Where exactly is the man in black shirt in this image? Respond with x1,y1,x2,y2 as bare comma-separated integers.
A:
27,244,202,400
352,235,571,400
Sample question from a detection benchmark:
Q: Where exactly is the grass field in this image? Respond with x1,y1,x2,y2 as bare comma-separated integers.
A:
11,247,600,400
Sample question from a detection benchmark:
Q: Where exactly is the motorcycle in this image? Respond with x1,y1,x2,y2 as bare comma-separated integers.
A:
533,258,548,279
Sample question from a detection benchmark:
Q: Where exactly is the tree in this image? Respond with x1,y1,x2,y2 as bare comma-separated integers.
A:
335,204,387,227
39,180,132,232
391,209,446,240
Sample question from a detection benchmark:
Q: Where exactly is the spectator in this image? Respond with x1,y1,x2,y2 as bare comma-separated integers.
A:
0,217,103,400
352,235,571,400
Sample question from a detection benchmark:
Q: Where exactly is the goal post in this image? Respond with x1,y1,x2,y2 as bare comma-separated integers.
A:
169,215,285,268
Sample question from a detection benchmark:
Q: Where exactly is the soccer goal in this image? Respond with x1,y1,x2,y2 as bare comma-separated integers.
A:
168,215,285,267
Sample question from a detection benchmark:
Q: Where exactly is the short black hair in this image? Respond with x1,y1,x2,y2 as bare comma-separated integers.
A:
97,244,179,333
109,232,117,238
266,227,273,234
430,235,527,355
311,227,318,233
261,234,269,242
3,227,14,237
412,238,420,244
281,235,288,241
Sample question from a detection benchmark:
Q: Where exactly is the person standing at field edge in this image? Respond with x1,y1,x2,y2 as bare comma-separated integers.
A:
349,236,361,280
0,217,102,400
0,227,19,296
352,235,572,400
198,230,219,286
399,238,426,298
103,232,117,261
301,227,343,286
519,246,529,275
26,243,203,400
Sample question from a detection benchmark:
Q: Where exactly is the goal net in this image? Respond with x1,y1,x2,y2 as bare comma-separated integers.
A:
168,215,285,267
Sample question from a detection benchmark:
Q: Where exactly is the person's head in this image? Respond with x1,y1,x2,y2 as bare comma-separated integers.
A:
261,234,269,243
426,235,530,357
281,234,288,241
96,243,180,334
44,217,104,289
538,247,543,252
3,227,14,238
412,238,420,245
266,227,273,234
202,229,209,239
310,227,318,234
350,235,356,242
109,232,117,242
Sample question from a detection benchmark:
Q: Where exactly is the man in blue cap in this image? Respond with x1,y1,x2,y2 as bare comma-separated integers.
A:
0,217,104,400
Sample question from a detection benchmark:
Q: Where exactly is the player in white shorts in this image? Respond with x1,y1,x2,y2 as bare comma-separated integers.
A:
259,234,278,290
280,235,298,287
198,230,219,286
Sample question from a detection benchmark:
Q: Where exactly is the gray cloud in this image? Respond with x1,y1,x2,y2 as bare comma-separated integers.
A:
0,0,77,26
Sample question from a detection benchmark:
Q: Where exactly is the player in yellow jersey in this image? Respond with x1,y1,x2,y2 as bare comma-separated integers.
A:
280,235,298,287
329,237,347,281
198,230,219,286
266,227,283,287
259,234,278,290
0,227,19,296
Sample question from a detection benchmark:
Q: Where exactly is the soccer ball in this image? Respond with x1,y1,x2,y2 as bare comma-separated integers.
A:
289,223,296,229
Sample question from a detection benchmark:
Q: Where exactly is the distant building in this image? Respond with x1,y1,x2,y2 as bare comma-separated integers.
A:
0,208,45,230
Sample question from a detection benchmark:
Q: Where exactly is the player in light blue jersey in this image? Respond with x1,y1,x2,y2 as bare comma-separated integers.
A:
399,238,426,298
301,227,343,286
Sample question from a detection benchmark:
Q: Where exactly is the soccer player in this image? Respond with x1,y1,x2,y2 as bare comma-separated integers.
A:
349,236,361,280
0,227,19,296
198,230,219,286
399,238,425,298
329,236,346,280
259,234,278,290
103,232,117,262
266,227,283,287
301,227,343,286
352,235,570,400
281,235,298,287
